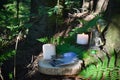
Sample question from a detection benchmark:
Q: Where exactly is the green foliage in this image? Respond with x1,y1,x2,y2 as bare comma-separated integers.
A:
46,0,82,17
53,5,63,15
103,70,110,80
80,64,96,78
0,1,30,49
37,36,88,59
79,51,120,80
69,16,102,35
38,15,102,43
56,43,87,58
37,36,64,45
102,57,108,69
39,5,63,17
65,0,82,10
96,66,103,79
37,37,49,43
110,70,118,80
37,16,103,60
90,50,97,54
38,1,63,17
0,50,15,63
9,72,13,80
109,56,115,68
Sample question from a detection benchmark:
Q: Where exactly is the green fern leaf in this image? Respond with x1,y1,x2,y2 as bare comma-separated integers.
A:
37,37,48,43
102,57,108,69
90,65,97,80
96,62,103,80
102,70,110,80
87,65,97,78
110,70,118,80
0,50,15,62
109,56,115,68
117,59,120,67
96,70,103,80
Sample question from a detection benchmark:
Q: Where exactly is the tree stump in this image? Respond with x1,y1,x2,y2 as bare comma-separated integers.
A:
104,15,120,53
38,59,83,75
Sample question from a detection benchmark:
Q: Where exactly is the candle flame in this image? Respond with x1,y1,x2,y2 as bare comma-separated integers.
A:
82,33,85,35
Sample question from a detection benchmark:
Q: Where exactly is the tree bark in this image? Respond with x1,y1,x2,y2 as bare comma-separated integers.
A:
69,0,110,21
95,0,109,13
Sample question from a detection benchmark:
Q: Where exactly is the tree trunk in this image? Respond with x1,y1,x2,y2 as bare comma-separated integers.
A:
95,0,109,13
69,0,110,21
84,0,109,21
104,16,120,53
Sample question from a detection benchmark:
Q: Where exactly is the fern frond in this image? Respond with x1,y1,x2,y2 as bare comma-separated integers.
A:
110,70,118,80
102,70,110,80
109,56,115,68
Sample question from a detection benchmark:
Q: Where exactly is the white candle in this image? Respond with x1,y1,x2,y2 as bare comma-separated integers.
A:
77,33,89,45
42,44,56,60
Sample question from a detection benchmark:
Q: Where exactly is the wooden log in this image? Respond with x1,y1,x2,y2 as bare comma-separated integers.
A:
38,59,83,75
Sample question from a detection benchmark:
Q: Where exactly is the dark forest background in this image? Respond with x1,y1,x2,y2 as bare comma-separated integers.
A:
0,0,120,80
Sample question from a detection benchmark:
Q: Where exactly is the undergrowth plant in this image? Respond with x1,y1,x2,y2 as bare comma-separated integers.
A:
0,50,15,64
38,16,103,59
79,51,120,80
0,1,30,49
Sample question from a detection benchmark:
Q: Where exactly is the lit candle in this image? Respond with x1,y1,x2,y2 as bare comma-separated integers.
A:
42,44,56,60
77,33,89,45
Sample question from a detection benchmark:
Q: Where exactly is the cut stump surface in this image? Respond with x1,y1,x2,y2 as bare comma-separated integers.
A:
38,59,83,76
